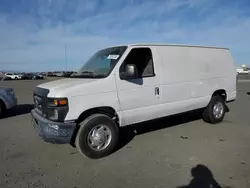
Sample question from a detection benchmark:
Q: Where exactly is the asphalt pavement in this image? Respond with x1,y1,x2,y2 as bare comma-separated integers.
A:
0,78,250,188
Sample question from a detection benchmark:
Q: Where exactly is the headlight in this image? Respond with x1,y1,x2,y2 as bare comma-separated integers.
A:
48,109,59,121
47,98,68,122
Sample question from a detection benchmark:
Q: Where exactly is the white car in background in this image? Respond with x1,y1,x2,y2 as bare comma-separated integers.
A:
236,68,249,74
5,73,22,80
0,87,17,117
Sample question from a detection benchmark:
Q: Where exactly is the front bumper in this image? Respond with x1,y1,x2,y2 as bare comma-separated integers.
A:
31,109,76,144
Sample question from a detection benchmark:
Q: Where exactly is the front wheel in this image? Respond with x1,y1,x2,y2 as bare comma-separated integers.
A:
75,114,119,159
0,101,6,117
202,96,226,124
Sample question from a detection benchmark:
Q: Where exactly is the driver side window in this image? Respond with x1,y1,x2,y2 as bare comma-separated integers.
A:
119,48,155,79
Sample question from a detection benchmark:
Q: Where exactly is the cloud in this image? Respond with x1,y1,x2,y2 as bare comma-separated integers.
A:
0,0,250,71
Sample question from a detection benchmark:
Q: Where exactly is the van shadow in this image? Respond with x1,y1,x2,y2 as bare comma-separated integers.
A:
176,164,230,188
117,109,202,151
1,104,34,119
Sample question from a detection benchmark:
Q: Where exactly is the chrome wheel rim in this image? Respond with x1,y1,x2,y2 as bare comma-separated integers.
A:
87,125,112,151
213,101,224,119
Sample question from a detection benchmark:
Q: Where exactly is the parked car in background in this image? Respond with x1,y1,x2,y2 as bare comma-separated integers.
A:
18,73,24,79
63,71,74,77
236,68,249,74
1,76,12,81
22,73,43,80
35,73,44,79
41,72,47,77
22,73,33,80
46,72,54,77
52,72,58,76
5,73,21,80
55,72,64,77
0,87,17,117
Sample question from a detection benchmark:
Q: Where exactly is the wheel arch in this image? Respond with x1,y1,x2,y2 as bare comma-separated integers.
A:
76,106,120,125
211,89,227,101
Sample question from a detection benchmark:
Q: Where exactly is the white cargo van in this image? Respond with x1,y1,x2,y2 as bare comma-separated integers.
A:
31,44,237,158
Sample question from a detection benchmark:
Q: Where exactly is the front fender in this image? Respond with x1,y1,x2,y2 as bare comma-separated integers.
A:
0,94,17,110
65,91,124,125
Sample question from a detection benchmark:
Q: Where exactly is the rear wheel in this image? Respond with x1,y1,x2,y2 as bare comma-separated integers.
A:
75,114,119,159
202,96,226,124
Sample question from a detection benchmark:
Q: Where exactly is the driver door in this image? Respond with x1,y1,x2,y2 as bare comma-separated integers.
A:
115,47,161,126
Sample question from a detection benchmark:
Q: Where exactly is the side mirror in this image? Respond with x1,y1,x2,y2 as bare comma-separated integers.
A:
120,64,138,80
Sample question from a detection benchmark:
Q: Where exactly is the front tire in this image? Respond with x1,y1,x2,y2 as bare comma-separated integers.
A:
202,96,226,124
0,101,6,117
75,114,119,159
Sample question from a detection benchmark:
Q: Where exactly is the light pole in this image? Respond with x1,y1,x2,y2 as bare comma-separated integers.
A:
65,44,68,72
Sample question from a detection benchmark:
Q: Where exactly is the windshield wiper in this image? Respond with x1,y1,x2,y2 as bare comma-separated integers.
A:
81,71,94,74
70,71,94,78
70,74,105,79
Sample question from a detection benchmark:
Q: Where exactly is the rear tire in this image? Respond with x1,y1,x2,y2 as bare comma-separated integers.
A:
75,114,119,159
202,96,226,124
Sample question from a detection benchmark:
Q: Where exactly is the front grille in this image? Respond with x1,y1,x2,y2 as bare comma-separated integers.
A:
33,87,50,117
34,95,43,115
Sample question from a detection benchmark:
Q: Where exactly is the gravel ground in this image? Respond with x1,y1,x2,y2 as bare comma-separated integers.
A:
0,78,250,188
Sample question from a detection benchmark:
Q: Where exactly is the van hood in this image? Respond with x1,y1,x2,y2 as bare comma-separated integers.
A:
38,78,98,91
37,76,116,98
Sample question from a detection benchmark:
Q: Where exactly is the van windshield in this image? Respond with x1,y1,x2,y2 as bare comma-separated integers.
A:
71,46,127,78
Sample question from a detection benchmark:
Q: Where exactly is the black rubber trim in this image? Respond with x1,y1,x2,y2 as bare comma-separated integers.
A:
226,99,235,103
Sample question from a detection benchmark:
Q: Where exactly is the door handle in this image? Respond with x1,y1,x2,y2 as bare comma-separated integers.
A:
155,87,160,95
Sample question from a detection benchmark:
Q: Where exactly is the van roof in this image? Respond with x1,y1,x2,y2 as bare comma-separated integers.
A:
109,43,229,50
131,43,229,50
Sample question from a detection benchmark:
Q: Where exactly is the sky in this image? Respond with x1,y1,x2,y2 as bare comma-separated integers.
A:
0,0,250,72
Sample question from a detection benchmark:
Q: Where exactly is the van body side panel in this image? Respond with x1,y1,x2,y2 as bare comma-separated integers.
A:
156,46,236,117
157,46,210,116
202,49,237,102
